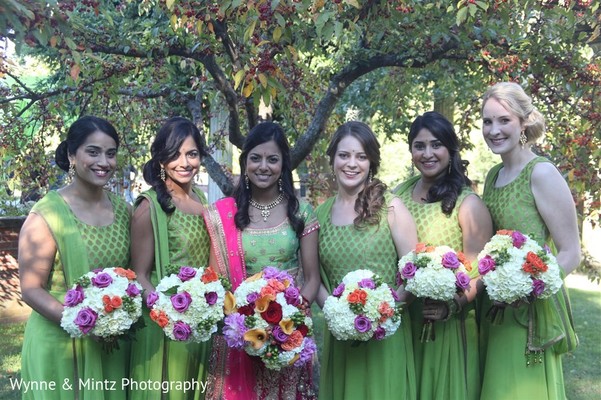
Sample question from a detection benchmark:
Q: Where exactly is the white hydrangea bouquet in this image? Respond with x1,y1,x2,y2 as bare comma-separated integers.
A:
477,230,563,324
146,266,230,342
61,267,144,351
222,266,316,371
323,269,402,342
398,244,472,341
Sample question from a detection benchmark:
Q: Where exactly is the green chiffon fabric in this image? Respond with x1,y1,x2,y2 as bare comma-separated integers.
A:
240,201,319,399
479,157,577,400
21,190,131,400
129,188,212,400
316,194,416,400
394,176,480,400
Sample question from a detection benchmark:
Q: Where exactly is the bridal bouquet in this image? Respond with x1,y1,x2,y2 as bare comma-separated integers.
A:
477,230,563,313
222,267,316,370
398,244,472,341
61,267,144,349
323,269,402,342
147,266,229,342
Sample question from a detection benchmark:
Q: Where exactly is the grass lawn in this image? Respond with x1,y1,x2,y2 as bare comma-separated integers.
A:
1,275,599,400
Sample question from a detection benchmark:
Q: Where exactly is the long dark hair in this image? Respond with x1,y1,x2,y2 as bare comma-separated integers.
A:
142,117,208,214
233,122,304,237
55,116,119,172
326,121,387,228
408,111,471,215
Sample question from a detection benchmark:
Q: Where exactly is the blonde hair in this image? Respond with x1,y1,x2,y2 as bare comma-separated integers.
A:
481,82,546,143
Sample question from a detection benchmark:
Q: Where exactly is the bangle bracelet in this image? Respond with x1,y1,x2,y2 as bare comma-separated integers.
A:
442,298,462,322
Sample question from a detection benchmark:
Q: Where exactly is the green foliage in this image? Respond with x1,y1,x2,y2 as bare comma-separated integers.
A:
1,0,599,223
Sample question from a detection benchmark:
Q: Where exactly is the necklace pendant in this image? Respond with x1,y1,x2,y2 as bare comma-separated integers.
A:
261,209,270,221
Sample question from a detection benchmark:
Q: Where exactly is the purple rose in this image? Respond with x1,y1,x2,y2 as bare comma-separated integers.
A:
177,266,197,282
223,313,247,348
91,272,113,288
478,256,496,275
146,291,159,308
75,307,98,334
390,287,400,302
358,278,376,290
262,266,281,279
126,283,140,297
246,292,260,304
172,321,192,341
205,291,218,306
332,283,345,297
294,338,317,367
354,315,372,333
284,286,301,306
511,231,527,248
272,326,289,343
532,279,545,297
171,291,192,313
455,272,471,290
373,326,386,340
401,262,417,279
442,252,460,269
396,271,403,286
64,285,85,307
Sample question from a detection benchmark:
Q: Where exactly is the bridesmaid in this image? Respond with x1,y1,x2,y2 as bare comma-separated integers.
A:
203,121,320,399
129,117,211,400
479,82,581,399
316,121,418,400
19,116,131,399
393,111,492,400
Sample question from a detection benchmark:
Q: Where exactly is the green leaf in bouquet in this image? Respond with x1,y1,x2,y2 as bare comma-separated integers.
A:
75,276,91,288
165,264,183,276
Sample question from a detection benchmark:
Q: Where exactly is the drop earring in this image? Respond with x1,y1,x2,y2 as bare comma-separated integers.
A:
68,163,76,181
160,166,166,182
448,158,452,174
520,131,528,148
278,178,283,193
245,174,250,190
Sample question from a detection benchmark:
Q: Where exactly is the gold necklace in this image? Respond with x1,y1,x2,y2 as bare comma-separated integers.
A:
250,193,284,222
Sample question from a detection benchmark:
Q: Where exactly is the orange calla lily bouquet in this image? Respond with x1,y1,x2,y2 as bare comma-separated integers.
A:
222,267,316,370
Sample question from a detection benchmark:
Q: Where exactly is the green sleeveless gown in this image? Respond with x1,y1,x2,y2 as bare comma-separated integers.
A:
129,188,211,400
241,201,319,399
394,176,480,400
480,157,577,399
316,194,416,400
21,191,131,400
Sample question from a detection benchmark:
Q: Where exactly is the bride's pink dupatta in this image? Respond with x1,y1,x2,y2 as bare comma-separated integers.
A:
203,197,256,400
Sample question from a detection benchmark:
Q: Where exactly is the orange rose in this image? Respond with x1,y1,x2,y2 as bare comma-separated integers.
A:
268,278,285,293
281,330,303,351
347,289,367,305
150,310,169,328
497,229,513,236
114,267,137,280
415,243,428,253
201,266,219,283
522,252,548,274
259,286,277,301
457,251,472,271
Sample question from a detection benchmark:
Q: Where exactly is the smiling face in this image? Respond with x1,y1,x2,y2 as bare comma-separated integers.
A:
411,127,451,183
162,135,201,188
245,139,283,194
482,97,524,156
69,130,118,187
332,135,370,193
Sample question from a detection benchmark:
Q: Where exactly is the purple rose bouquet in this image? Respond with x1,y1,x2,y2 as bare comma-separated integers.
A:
147,266,230,342
322,269,402,342
221,267,316,370
398,244,473,341
60,267,143,347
